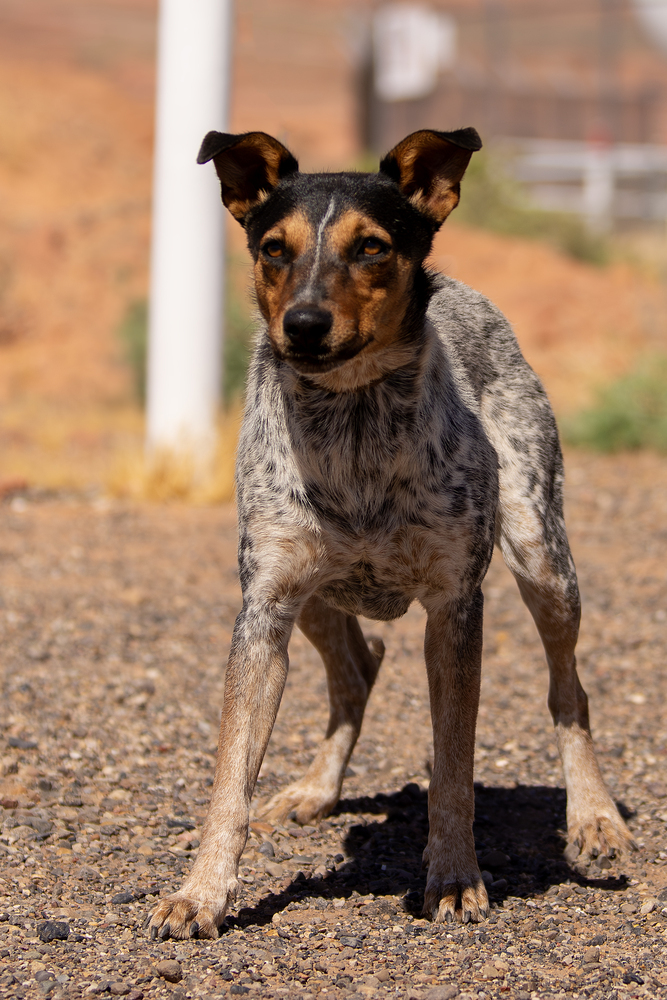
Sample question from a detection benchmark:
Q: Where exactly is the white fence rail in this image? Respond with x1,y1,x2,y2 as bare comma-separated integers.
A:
503,139,667,231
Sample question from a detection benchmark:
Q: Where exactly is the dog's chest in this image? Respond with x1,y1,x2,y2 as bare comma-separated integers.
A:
316,519,481,619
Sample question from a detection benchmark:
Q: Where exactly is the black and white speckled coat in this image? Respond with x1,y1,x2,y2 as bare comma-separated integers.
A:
149,129,635,941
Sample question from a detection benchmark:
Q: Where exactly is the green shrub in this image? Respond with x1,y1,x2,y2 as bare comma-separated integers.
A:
222,281,253,404
117,299,148,404
562,356,667,452
456,151,608,266
116,276,254,407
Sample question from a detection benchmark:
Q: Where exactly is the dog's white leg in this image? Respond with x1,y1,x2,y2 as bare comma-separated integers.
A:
497,494,636,866
421,589,489,924
148,602,294,940
514,573,636,864
262,595,384,824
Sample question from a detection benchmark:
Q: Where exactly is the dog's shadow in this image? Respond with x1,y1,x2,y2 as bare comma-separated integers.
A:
227,782,630,930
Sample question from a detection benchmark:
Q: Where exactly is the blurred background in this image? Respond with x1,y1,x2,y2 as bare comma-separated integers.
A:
1,0,667,501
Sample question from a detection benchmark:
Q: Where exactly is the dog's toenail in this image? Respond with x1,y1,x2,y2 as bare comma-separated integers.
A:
150,924,158,940
159,922,171,941
189,921,200,939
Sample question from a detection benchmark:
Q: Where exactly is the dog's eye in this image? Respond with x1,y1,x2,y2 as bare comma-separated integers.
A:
263,240,284,259
360,238,385,257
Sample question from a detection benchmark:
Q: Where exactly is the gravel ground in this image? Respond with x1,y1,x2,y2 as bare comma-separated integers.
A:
1,450,666,1000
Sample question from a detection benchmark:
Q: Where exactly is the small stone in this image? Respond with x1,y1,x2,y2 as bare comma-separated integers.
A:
37,922,70,943
480,870,493,887
35,972,56,983
125,992,144,1000
7,736,38,749
595,855,612,870
491,878,508,891
376,970,391,982
111,892,135,905
480,964,502,979
582,946,600,964
155,960,182,983
264,861,284,877
425,986,460,1000
259,841,275,858
109,984,132,997
640,899,656,915
620,902,637,915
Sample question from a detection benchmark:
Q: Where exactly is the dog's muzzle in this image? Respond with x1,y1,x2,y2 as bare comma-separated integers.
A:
283,306,333,358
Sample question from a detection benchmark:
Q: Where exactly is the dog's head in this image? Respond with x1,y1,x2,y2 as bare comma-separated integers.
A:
198,128,481,386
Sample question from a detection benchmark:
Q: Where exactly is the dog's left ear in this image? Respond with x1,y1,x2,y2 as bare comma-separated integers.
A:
197,131,299,225
379,127,482,227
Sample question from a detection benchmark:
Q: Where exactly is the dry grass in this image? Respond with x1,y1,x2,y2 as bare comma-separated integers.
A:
0,399,242,504
105,405,243,504
0,399,144,493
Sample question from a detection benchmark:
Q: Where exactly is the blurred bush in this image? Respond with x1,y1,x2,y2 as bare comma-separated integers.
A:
456,151,608,266
563,355,667,452
117,267,254,408
222,276,254,404
118,300,148,404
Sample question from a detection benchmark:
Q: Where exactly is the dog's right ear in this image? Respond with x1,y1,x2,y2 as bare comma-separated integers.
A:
197,131,299,225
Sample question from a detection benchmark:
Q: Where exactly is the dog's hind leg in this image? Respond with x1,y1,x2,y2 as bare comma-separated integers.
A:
496,484,636,866
261,594,384,825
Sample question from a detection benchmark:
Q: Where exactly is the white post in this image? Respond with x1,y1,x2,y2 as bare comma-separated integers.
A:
146,0,233,456
583,142,614,233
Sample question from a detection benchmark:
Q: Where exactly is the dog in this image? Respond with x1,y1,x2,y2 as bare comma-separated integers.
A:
149,127,635,940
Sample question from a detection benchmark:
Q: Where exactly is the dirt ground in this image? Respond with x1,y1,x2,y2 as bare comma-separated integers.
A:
1,449,667,1000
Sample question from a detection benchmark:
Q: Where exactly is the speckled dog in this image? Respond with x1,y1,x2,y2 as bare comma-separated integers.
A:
149,128,635,940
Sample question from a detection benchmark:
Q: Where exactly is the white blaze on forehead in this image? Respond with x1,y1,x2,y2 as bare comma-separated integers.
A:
304,196,336,296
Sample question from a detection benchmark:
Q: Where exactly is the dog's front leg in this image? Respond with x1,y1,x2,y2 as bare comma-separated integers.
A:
421,589,488,924
148,602,293,940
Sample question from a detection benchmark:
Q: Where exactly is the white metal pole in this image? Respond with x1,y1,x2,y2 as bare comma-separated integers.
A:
146,0,233,455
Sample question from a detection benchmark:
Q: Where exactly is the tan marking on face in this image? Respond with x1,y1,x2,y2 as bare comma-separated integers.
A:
254,206,418,384
253,209,315,326
321,209,415,355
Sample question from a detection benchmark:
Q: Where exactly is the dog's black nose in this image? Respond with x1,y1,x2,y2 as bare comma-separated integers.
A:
283,307,333,354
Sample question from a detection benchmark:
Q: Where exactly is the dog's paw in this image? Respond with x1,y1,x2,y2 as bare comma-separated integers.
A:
261,779,338,826
422,842,488,924
147,878,238,941
565,810,637,865
422,871,489,924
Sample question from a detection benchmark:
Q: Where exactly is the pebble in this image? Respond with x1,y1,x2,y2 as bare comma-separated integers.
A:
109,984,132,997
37,921,70,943
155,960,183,983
